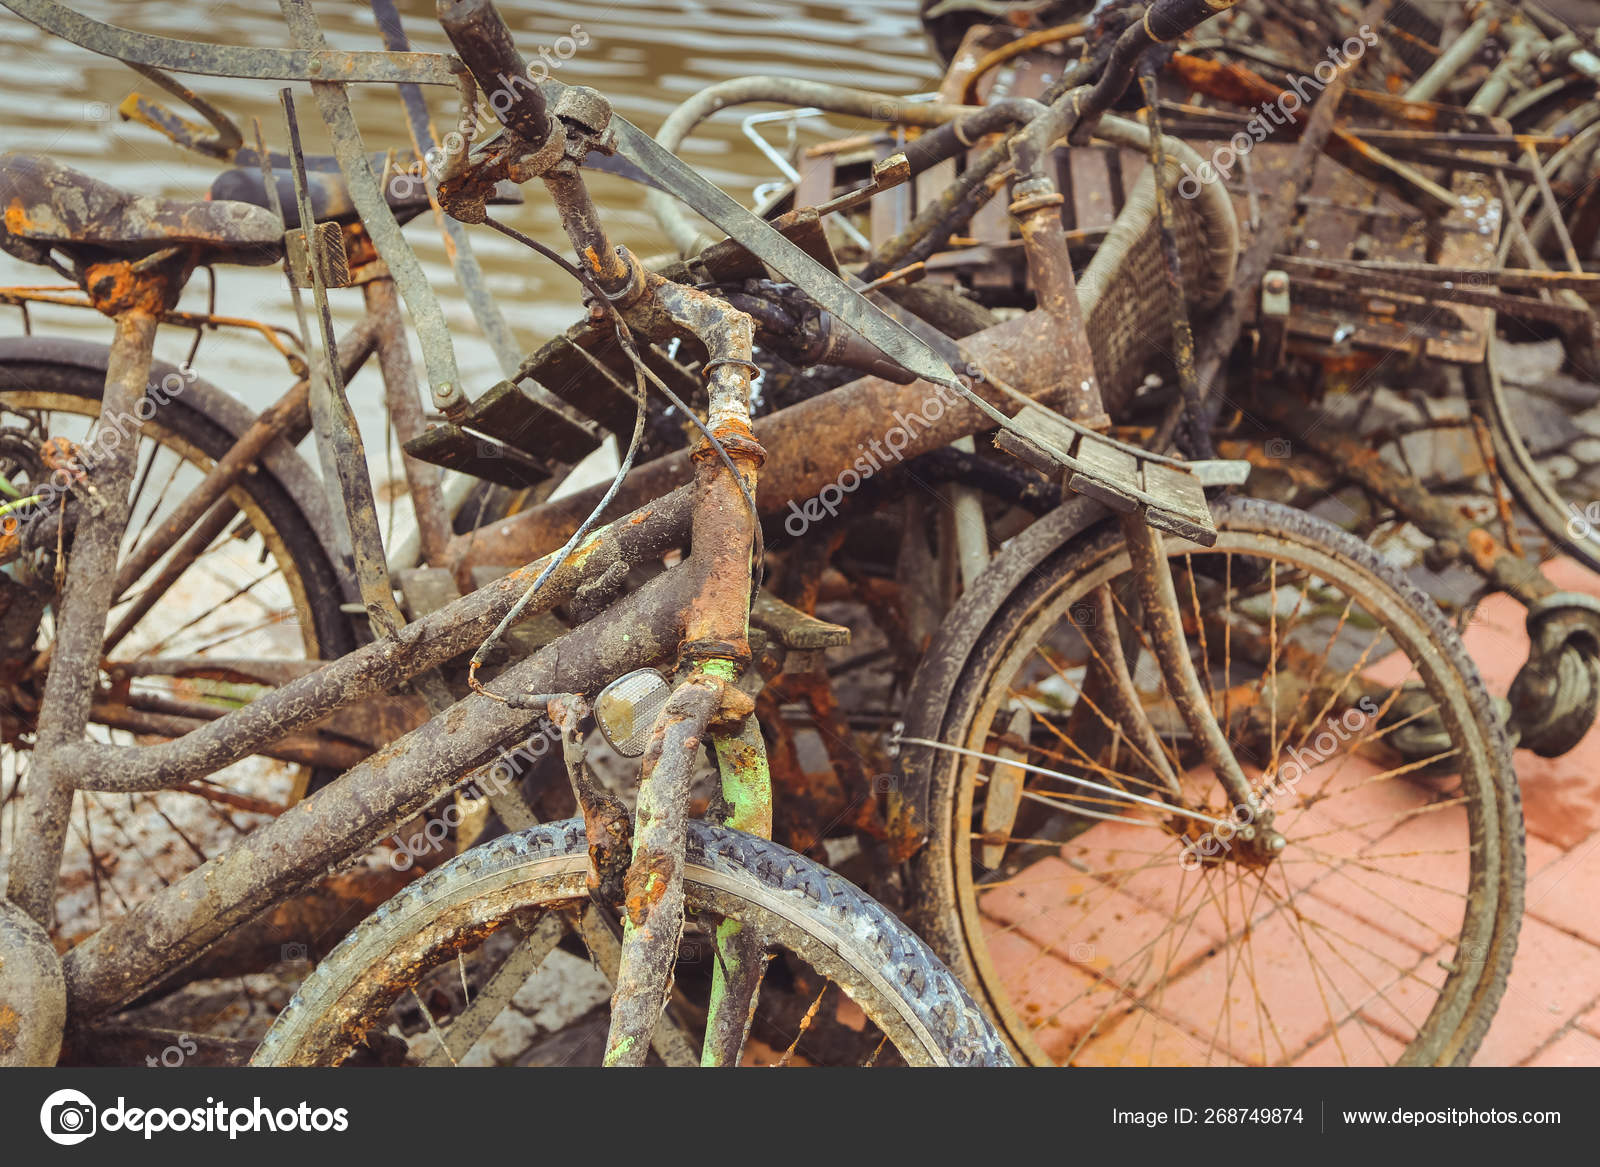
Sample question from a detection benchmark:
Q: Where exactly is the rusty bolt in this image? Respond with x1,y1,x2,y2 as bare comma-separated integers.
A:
555,86,612,136
1263,271,1289,296
710,681,756,728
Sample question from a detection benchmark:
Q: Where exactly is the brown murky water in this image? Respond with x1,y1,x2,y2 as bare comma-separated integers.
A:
0,0,938,461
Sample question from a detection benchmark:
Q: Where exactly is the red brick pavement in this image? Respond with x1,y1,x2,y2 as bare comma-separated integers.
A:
982,556,1600,1065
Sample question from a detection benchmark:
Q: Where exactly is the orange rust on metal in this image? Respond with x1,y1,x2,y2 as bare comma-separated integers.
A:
1465,527,1502,573
4,200,39,235
624,805,687,920
165,312,304,371
448,310,1077,567
1301,346,1384,375
1166,55,1503,135
1472,413,1525,560
1215,439,1329,489
695,418,763,466
82,262,176,319
0,287,305,371
960,21,1088,105
1168,54,1452,212
760,668,895,848
711,683,756,727
0,1004,20,1054
758,687,852,855
1257,393,1554,605
0,287,92,307
683,400,764,660
38,436,82,478
1336,89,1467,130
343,222,379,269
1168,54,1287,112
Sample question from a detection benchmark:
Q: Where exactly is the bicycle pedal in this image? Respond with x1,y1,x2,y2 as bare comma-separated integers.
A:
283,221,352,289
403,376,603,487
515,320,706,441
993,402,1221,547
750,592,850,651
456,379,603,465
403,423,558,489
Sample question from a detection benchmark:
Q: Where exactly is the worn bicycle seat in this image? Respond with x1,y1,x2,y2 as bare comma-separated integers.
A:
0,151,283,268
210,160,523,230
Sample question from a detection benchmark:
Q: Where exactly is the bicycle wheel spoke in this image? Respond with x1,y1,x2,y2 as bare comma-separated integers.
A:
1293,793,1468,845
421,914,565,1068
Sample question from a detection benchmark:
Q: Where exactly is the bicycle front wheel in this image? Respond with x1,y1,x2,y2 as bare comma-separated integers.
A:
253,819,1013,1067
906,497,1523,1066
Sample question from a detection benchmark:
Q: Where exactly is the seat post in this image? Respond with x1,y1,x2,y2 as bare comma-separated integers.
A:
6,253,190,927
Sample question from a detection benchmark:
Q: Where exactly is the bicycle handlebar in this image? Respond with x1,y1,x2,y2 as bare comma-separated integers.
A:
435,0,552,150
1074,0,1240,139
1146,0,1241,42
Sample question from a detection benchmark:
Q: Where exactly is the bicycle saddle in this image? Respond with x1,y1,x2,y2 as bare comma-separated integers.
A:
210,159,523,230
0,151,283,268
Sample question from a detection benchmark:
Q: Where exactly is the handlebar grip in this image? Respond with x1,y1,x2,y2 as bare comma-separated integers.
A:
1143,0,1240,43
436,0,550,147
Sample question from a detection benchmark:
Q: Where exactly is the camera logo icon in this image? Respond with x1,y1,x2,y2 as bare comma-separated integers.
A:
40,1088,97,1145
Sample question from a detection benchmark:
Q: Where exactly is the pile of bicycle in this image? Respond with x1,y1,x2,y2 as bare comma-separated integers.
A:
1,0,1597,1067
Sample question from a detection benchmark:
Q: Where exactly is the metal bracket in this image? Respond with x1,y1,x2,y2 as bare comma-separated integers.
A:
282,222,351,289
1256,268,1290,370
812,151,912,218
993,401,1219,545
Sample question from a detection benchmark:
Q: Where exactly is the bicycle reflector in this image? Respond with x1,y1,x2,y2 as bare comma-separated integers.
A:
594,668,673,757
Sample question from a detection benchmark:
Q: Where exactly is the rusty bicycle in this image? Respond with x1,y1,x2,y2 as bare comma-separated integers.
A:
0,0,1524,1067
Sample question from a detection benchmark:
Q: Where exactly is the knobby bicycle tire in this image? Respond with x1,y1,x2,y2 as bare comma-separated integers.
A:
253,819,1014,1067
904,496,1523,1066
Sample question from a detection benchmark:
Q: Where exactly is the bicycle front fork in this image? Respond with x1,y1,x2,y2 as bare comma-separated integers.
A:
599,280,771,1067
1118,511,1287,863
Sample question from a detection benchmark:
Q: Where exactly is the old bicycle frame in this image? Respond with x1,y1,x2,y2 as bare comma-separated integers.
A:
1,0,1252,1062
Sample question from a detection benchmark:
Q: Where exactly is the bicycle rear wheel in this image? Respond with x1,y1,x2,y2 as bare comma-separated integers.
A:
905,497,1523,1066
1466,336,1600,574
0,343,354,932
253,819,1013,1067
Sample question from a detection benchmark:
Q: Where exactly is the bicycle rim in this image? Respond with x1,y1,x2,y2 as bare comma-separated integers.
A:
253,820,1013,1067
0,367,350,933
915,498,1521,1066
1466,337,1600,574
